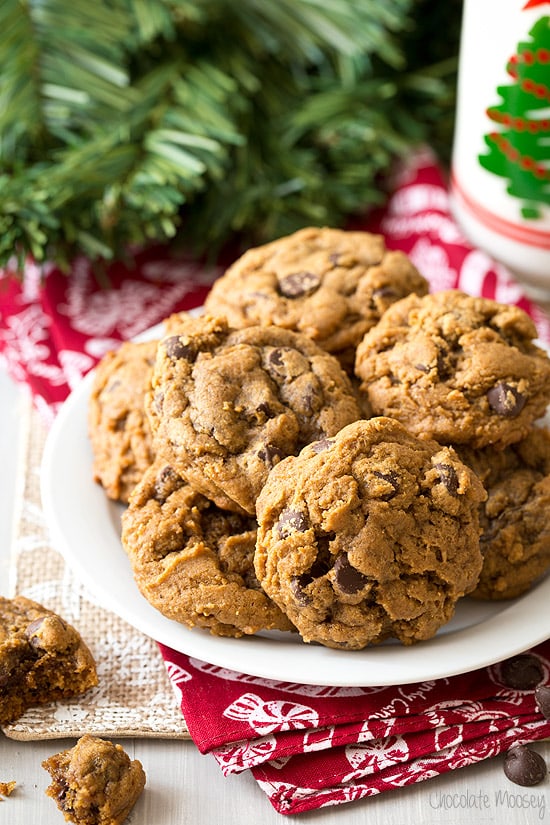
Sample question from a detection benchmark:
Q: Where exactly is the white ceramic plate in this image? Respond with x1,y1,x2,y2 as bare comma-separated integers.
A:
41,327,550,686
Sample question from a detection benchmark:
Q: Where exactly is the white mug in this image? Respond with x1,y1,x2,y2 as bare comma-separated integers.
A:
450,1,550,298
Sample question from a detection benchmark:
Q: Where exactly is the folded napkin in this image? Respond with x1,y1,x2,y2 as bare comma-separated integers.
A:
1,146,549,815
160,642,550,815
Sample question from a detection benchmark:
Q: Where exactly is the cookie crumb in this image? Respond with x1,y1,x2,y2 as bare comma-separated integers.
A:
0,781,16,800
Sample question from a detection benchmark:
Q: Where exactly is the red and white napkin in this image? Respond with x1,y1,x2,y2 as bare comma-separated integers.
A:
1,147,549,815
160,643,550,814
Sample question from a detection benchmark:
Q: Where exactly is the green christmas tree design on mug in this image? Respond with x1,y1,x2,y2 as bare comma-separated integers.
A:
479,6,550,220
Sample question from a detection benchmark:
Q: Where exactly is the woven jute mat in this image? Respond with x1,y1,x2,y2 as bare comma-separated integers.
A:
1,397,189,741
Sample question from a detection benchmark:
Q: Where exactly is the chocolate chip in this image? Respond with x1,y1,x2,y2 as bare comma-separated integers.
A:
500,654,544,690
487,382,526,417
154,465,183,502
414,362,431,374
164,335,195,361
268,348,285,367
372,286,397,301
153,390,164,413
257,444,283,467
278,271,321,298
114,414,128,432
257,401,276,419
290,575,313,606
25,618,45,639
503,744,547,786
310,438,334,453
436,347,451,379
276,509,309,538
415,347,450,378
373,470,400,501
25,616,67,650
535,684,550,719
333,553,368,594
434,463,459,496
310,535,333,577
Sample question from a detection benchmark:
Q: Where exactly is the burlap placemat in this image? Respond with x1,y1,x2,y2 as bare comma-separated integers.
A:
2,397,189,741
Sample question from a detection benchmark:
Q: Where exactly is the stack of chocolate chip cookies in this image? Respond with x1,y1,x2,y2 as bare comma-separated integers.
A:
88,227,550,650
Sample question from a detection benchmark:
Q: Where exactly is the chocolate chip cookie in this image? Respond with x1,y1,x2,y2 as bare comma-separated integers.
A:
147,314,361,514
88,339,157,503
355,290,550,449
457,426,550,600
0,596,98,724
43,734,146,825
121,460,294,637
204,226,428,370
255,417,485,650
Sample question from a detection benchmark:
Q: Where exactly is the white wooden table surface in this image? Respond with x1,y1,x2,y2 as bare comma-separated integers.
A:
1,368,548,825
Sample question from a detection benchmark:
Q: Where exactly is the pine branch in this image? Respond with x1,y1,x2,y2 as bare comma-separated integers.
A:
0,0,462,270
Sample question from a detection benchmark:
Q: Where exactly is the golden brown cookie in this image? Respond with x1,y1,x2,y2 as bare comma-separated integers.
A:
121,460,294,637
43,734,145,825
457,426,550,600
88,340,157,503
255,417,485,650
204,226,428,370
0,596,98,724
146,314,360,514
355,290,550,449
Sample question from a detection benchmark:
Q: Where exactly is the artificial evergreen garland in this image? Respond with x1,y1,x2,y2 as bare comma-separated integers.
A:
0,0,463,269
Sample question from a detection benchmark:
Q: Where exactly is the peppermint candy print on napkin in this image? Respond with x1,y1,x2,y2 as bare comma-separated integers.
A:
160,643,550,815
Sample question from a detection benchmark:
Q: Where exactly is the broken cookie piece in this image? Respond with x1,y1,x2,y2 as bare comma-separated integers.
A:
0,595,97,725
43,734,146,825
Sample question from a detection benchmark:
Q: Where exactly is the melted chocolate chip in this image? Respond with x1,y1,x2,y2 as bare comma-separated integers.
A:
487,382,526,417
373,470,400,501
434,463,459,496
500,654,544,690
535,684,550,719
278,271,321,298
333,553,368,594
276,509,309,538
164,335,196,361
310,535,334,577
57,777,70,807
290,575,313,606
503,744,547,786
